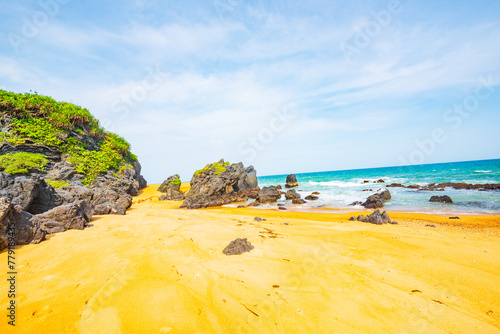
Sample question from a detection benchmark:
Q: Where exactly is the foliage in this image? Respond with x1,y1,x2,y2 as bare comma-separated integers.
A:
194,161,230,176
0,152,48,174
170,177,182,187
0,89,140,184
11,118,62,146
45,179,70,188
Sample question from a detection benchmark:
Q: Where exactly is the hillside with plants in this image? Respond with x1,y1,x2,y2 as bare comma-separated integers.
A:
0,89,140,186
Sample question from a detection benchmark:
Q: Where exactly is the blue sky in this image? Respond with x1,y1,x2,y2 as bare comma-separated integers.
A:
1,0,499,183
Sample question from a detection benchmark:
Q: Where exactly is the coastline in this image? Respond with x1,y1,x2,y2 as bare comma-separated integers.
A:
2,184,499,333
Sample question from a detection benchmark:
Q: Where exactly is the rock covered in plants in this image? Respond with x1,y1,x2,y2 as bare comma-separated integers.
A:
429,195,453,204
180,159,258,209
158,174,185,201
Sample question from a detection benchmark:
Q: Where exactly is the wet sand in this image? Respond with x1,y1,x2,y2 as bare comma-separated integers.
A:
1,184,500,333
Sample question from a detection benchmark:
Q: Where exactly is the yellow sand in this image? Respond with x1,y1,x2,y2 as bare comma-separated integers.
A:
2,184,500,333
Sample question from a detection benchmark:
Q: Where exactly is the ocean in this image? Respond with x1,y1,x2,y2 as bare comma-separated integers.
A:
254,159,500,214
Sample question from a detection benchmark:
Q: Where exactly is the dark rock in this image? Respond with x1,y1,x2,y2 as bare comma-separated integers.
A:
276,185,282,190
0,142,61,161
363,189,373,192
429,195,453,204
180,159,257,209
222,238,254,255
254,217,266,222
305,195,319,200
362,180,370,184
425,224,436,228
248,201,260,207
362,189,391,209
257,186,281,204
277,203,285,207
348,216,356,221
278,206,287,210
292,198,306,204
357,215,364,221
375,179,385,183
237,205,246,208
349,201,363,206
362,210,392,225
35,200,94,234
312,191,320,195
285,189,301,200
157,174,185,201
285,174,298,188
387,183,404,188
0,198,46,251
449,217,460,219
0,173,62,214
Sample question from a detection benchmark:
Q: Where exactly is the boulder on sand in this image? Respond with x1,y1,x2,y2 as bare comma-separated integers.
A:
285,174,299,188
180,159,258,209
34,200,94,234
158,174,185,201
223,238,254,255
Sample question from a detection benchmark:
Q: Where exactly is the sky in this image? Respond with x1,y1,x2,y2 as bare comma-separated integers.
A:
1,0,499,183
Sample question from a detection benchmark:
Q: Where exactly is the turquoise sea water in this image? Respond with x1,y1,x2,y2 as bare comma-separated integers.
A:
253,159,500,214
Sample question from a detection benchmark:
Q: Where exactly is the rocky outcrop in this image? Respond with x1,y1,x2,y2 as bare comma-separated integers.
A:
285,174,298,188
429,195,453,204
158,174,185,201
361,189,391,209
180,159,258,209
285,189,301,200
223,238,254,255
362,210,397,225
257,186,281,204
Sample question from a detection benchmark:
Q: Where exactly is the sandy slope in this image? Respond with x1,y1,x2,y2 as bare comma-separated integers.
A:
1,184,500,333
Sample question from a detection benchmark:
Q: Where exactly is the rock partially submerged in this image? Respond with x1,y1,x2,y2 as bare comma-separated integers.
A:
285,174,298,188
361,189,391,209
180,159,258,209
158,174,185,201
223,238,254,255
257,186,281,204
0,197,94,250
387,182,500,191
305,194,319,201
429,195,453,204
285,189,301,200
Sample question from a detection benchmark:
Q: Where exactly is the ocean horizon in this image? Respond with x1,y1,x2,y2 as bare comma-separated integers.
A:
253,158,500,214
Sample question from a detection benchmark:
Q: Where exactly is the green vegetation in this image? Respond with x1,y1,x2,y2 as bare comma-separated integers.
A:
45,179,71,188
170,177,181,187
0,152,48,174
0,89,139,184
194,161,230,176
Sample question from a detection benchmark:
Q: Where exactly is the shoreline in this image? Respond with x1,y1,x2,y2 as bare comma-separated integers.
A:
2,184,499,333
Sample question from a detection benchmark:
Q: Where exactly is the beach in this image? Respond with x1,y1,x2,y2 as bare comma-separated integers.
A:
2,184,500,333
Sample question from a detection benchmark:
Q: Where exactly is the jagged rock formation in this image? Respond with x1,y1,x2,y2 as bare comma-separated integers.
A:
180,159,258,209
285,189,301,200
257,186,282,204
0,197,94,250
158,174,185,201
